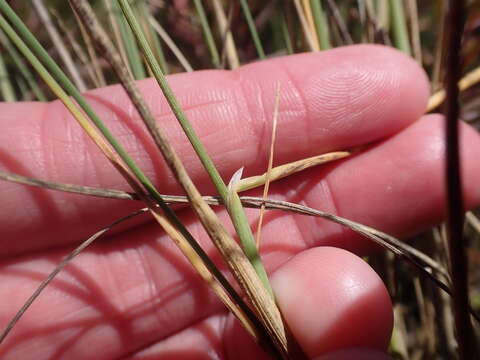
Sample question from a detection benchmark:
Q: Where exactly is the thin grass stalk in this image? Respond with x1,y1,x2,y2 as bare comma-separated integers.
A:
193,0,220,68
442,0,476,357
70,5,107,87
14,74,30,100
4,164,471,321
0,159,458,289
389,0,411,54
466,211,480,234
310,0,331,50
71,1,291,357
32,0,87,91
428,65,480,111
0,208,147,343
148,16,193,72
280,13,294,54
431,0,446,92
376,0,390,30
326,0,353,45
302,0,320,50
356,0,368,42
240,0,266,59
4,31,47,101
363,0,377,43
255,84,280,248
116,0,274,296
0,151,348,205
51,9,101,88
135,0,168,74
212,0,239,69
0,46,15,101
109,0,146,79
294,0,318,51
406,0,422,64
103,0,129,73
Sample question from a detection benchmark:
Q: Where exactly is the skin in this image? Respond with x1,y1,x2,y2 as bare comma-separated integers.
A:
0,44,479,359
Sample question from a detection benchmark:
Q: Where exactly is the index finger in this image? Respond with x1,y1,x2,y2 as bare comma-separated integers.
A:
0,45,429,256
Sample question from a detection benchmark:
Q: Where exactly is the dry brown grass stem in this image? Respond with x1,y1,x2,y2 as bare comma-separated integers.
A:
211,0,239,69
33,0,86,91
428,65,480,111
293,0,317,51
255,83,280,248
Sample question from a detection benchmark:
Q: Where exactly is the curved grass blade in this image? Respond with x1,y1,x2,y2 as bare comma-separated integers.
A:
255,84,280,248
0,208,147,344
310,0,331,50
32,0,87,91
192,0,220,69
239,0,266,59
148,16,193,72
389,0,411,54
6,167,478,325
0,45,15,101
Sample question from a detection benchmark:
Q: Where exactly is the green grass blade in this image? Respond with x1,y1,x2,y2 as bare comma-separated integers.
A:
389,0,411,54
110,0,145,79
0,44,15,101
193,0,220,68
310,0,331,50
239,0,265,59
280,13,294,54
134,0,168,74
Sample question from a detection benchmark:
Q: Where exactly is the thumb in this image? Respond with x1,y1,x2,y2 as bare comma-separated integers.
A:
225,247,393,359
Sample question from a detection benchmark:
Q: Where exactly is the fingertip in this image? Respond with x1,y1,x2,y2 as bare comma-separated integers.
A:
250,45,430,151
271,247,392,357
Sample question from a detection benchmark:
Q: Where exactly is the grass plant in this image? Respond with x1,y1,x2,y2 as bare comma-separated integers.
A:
0,1,479,359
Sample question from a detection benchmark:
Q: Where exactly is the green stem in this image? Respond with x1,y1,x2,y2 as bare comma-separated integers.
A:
389,0,411,54
111,0,146,79
0,44,15,101
193,0,221,68
239,0,265,59
310,0,331,50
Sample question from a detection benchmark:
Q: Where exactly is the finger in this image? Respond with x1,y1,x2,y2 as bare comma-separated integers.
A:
276,114,480,255
127,249,392,360
0,45,430,255
224,247,392,359
1,114,480,358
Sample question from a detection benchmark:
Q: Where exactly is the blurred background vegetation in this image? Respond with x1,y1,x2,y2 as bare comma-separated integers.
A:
1,1,480,359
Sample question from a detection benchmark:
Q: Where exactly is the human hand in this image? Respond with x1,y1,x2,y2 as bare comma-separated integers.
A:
1,45,479,359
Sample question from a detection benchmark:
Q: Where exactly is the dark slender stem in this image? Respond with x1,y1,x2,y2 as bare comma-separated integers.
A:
443,1,477,358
